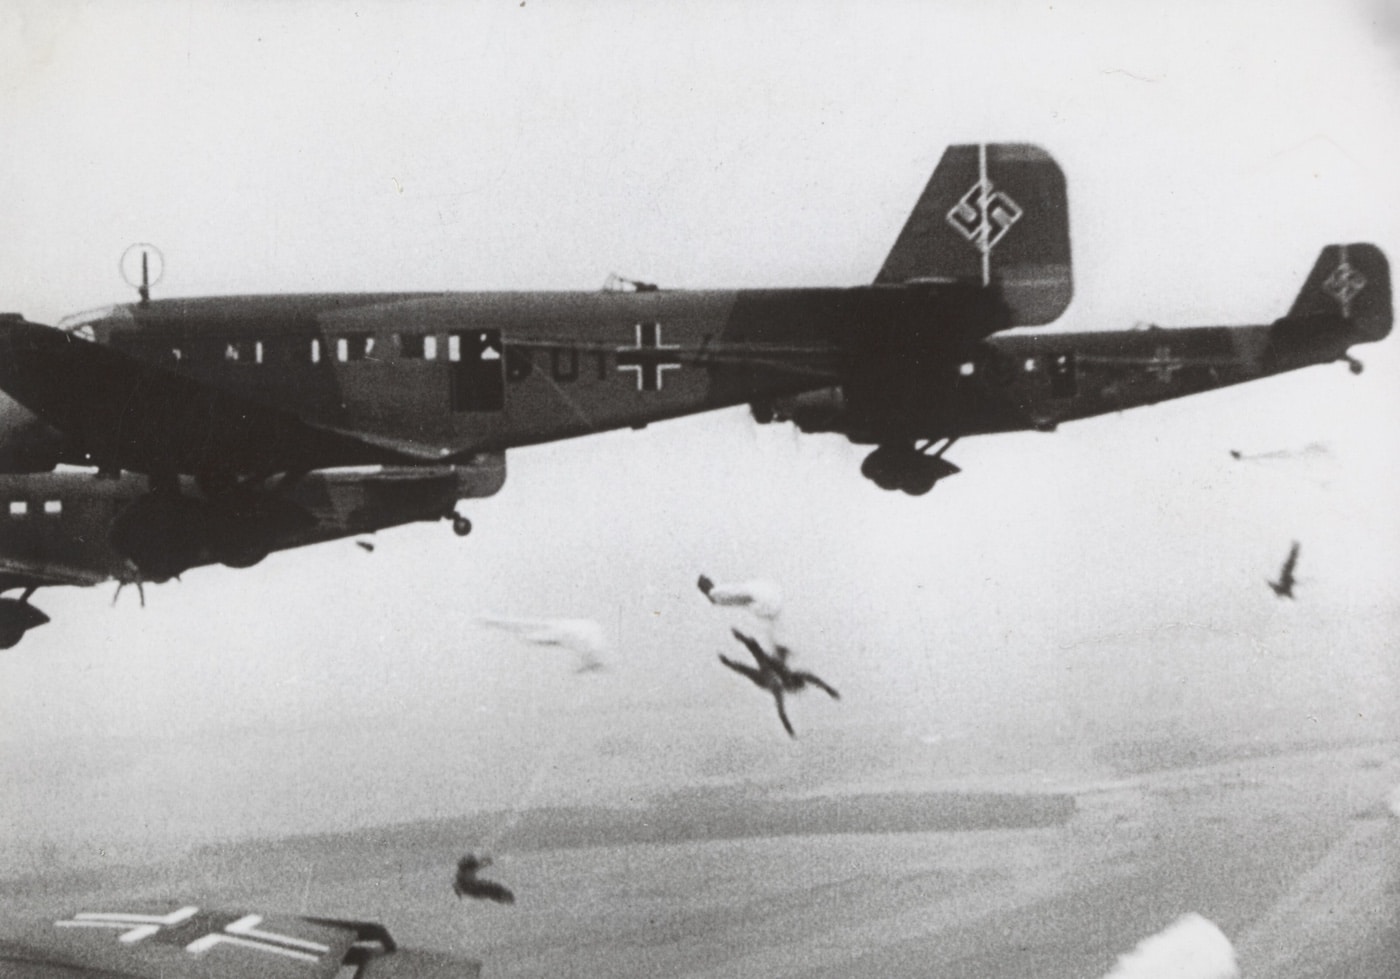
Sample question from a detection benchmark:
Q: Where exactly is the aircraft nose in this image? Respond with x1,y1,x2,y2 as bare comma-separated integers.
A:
0,315,73,364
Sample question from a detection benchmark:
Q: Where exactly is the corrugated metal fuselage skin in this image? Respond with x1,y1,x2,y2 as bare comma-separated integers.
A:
925,320,1344,439
71,286,1369,458
73,287,964,453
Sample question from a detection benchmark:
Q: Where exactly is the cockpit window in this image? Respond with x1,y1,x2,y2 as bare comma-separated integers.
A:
56,305,133,342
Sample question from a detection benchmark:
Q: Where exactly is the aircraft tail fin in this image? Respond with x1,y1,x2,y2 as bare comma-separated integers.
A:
875,143,1072,326
1286,243,1391,341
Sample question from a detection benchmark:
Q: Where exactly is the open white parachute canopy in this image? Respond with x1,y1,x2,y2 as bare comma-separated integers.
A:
701,578,784,621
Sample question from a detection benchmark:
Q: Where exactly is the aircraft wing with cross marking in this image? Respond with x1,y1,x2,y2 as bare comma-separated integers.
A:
0,904,481,979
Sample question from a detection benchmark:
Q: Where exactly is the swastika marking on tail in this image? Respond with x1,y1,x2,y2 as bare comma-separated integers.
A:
946,179,1023,254
1323,261,1366,315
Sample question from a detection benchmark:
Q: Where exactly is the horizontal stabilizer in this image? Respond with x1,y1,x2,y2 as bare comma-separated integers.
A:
876,143,1072,327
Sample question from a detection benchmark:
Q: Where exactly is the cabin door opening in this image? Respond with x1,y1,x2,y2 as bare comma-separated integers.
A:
449,329,505,412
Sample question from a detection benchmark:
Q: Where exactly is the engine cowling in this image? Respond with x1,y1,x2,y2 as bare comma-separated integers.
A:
0,393,61,473
755,388,863,437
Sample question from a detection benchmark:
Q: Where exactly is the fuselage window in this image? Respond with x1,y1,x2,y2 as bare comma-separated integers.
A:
552,347,579,382
43,500,61,515
310,338,322,364
1023,357,1038,372
335,334,377,361
8,501,26,517
224,341,258,363
448,335,461,363
1050,352,1077,398
424,335,438,360
959,362,975,377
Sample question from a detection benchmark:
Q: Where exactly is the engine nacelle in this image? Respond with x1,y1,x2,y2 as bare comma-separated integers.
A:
451,452,507,499
0,392,61,473
755,388,860,437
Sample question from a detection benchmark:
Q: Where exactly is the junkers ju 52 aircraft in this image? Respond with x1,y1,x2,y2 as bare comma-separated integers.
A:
0,143,1388,647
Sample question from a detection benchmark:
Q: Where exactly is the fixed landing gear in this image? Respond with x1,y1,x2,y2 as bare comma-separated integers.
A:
861,439,961,496
1343,354,1364,375
447,500,473,537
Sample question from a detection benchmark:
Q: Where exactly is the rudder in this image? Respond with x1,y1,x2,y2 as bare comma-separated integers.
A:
875,143,1072,327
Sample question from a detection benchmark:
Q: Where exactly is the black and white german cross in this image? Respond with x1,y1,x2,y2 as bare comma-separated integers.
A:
616,322,681,392
54,906,331,963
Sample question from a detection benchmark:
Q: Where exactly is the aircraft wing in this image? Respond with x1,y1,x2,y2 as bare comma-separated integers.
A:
0,318,456,479
0,560,109,591
0,904,480,979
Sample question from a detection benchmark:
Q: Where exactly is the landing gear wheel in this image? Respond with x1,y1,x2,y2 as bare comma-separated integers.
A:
863,441,962,494
217,543,270,569
900,469,940,496
861,447,903,491
452,515,473,537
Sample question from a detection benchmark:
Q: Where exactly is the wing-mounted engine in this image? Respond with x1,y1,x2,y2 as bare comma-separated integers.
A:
754,285,1025,495
755,384,965,496
0,317,62,473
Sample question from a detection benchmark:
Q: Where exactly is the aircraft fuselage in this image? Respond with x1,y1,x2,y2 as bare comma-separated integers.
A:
44,284,1372,467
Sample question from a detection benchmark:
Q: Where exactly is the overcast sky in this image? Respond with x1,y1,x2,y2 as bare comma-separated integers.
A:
0,0,1397,865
